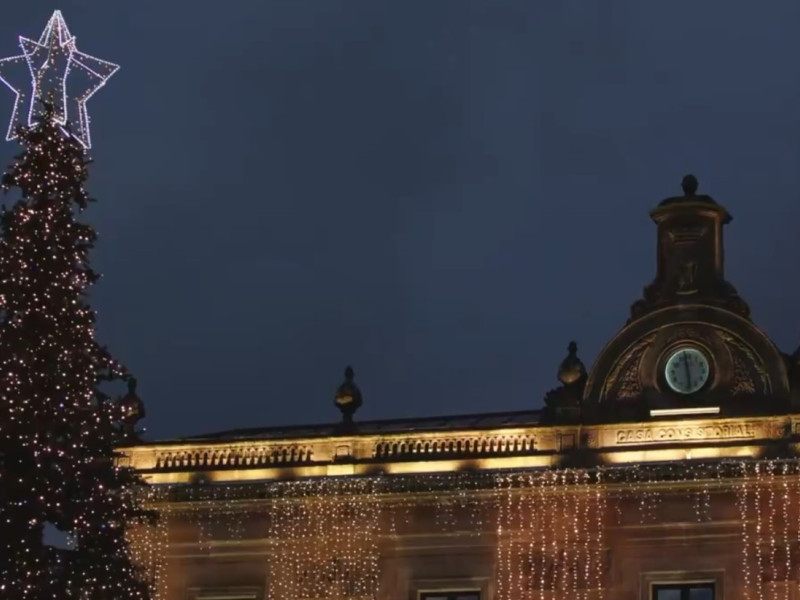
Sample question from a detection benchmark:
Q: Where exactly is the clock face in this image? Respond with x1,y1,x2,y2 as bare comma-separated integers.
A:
664,347,710,395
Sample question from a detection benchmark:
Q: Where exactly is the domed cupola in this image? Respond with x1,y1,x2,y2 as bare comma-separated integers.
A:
582,176,790,422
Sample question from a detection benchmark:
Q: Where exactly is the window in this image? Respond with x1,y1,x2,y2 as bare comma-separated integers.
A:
192,587,260,600
196,595,257,600
652,582,714,600
420,593,480,600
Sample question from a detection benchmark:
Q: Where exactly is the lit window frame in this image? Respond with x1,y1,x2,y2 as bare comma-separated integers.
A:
419,591,481,600
412,576,488,600
190,586,261,600
652,581,715,600
640,570,722,600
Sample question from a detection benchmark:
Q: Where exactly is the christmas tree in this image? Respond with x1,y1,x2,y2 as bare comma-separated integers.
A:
0,100,152,599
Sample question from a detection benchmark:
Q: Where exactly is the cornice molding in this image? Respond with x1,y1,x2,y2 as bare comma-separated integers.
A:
120,414,800,484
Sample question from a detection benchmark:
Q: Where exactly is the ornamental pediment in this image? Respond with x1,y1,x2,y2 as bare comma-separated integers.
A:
582,305,790,419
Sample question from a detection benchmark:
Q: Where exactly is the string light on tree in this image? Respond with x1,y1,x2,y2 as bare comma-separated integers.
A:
0,10,118,149
0,9,145,600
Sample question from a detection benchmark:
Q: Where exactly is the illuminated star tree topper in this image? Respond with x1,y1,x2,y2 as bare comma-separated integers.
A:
0,10,119,149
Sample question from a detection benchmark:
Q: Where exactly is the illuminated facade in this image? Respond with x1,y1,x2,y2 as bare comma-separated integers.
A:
123,176,800,600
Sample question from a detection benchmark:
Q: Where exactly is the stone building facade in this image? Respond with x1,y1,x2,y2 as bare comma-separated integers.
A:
122,176,800,600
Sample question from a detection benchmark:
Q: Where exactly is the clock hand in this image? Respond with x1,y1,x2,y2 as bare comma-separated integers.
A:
682,351,692,388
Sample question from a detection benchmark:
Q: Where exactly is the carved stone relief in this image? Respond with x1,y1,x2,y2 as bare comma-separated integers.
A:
598,320,776,405
717,330,770,396
661,326,703,348
675,259,699,295
583,431,599,449
601,334,657,401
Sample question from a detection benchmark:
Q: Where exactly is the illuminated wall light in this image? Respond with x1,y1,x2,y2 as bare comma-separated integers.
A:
535,474,546,600
650,407,720,417
581,470,591,600
128,459,800,600
127,487,170,600
494,476,505,600
781,462,790,600
491,470,610,600
766,462,779,600
261,477,381,600
754,462,764,600
595,469,607,600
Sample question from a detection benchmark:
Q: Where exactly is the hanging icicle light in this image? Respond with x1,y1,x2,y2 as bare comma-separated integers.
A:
124,457,800,600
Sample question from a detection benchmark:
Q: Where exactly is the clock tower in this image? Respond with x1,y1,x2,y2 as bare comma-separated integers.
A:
629,174,749,322
572,175,793,422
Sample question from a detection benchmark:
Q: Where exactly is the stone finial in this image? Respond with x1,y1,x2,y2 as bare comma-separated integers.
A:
118,376,145,441
681,174,698,197
557,341,587,385
334,366,362,423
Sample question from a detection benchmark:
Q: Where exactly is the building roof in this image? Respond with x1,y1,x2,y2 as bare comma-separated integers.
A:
170,408,543,445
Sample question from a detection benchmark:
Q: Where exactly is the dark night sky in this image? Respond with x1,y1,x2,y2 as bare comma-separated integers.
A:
1,1,800,440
